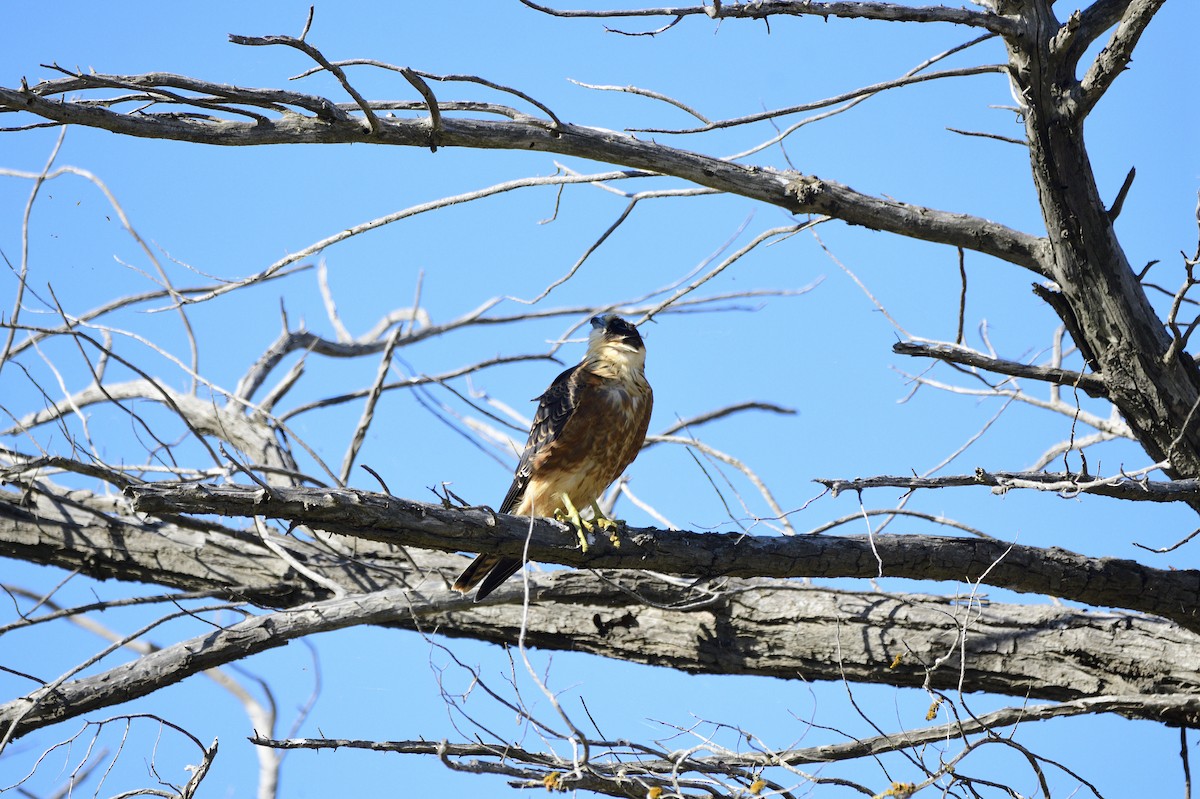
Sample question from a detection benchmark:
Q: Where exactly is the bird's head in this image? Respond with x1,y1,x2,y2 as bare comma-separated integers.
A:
585,314,648,375
588,314,645,352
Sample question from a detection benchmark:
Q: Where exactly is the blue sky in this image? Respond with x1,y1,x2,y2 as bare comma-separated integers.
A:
2,2,1199,797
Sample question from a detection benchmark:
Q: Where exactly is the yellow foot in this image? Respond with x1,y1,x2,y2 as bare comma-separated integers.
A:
554,494,592,552
589,501,624,548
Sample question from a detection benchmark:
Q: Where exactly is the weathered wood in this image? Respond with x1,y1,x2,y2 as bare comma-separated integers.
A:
1006,0,1200,493
0,76,1048,270
123,483,1200,634
5,484,1200,740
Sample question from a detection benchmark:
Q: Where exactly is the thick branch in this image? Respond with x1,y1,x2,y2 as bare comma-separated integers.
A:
0,484,406,606
6,576,1200,742
5,567,1200,742
124,483,1200,634
1070,0,1137,53
785,175,1049,273
6,485,1200,734
1004,0,1200,496
0,78,1048,271
1077,0,1168,118
893,341,1106,396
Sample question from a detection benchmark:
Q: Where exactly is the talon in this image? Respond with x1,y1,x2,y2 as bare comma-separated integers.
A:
557,494,591,552
589,501,624,547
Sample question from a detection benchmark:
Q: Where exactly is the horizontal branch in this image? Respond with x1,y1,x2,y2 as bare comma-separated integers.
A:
0,76,1048,271
125,483,1200,634
518,0,1021,36
815,468,1200,503
5,564,1200,743
893,341,1107,396
251,690,1200,770
6,483,1200,732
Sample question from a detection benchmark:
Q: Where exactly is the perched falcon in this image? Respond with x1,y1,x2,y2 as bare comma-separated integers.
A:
452,314,653,601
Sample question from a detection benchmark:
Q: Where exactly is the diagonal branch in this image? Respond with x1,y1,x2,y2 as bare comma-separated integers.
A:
1069,0,1137,54
0,586,426,742
1076,0,1168,118
784,175,1049,273
631,64,1006,135
0,76,1050,272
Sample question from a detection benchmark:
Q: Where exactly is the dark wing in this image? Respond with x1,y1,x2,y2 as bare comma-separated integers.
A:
497,363,581,514
452,363,581,601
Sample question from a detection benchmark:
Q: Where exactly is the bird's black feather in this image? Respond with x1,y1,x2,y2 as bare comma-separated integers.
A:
498,363,580,514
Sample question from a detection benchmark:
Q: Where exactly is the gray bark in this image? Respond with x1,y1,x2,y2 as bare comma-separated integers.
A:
124,483,1200,634
1004,0,1200,484
4,483,1200,743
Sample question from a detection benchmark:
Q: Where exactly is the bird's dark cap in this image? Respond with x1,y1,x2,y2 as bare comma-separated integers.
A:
590,314,644,349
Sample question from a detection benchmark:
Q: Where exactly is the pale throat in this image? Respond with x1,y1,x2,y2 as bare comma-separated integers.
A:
585,341,647,382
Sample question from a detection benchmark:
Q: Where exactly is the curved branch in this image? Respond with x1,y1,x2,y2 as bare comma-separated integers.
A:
655,401,795,437
5,572,1200,744
0,586,418,742
5,549,1200,743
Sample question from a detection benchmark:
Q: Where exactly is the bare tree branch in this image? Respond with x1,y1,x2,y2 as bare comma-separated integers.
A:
1077,0,1168,117
516,0,1021,36
893,341,1107,396
630,65,1006,135
5,565,1200,746
0,75,1050,271
815,467,1200,503
251,690,1200,769
0,3,1189,794
4,478,1197,719
123,482,1200,634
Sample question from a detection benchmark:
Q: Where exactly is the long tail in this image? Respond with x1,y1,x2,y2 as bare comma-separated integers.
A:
452,555,523,601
